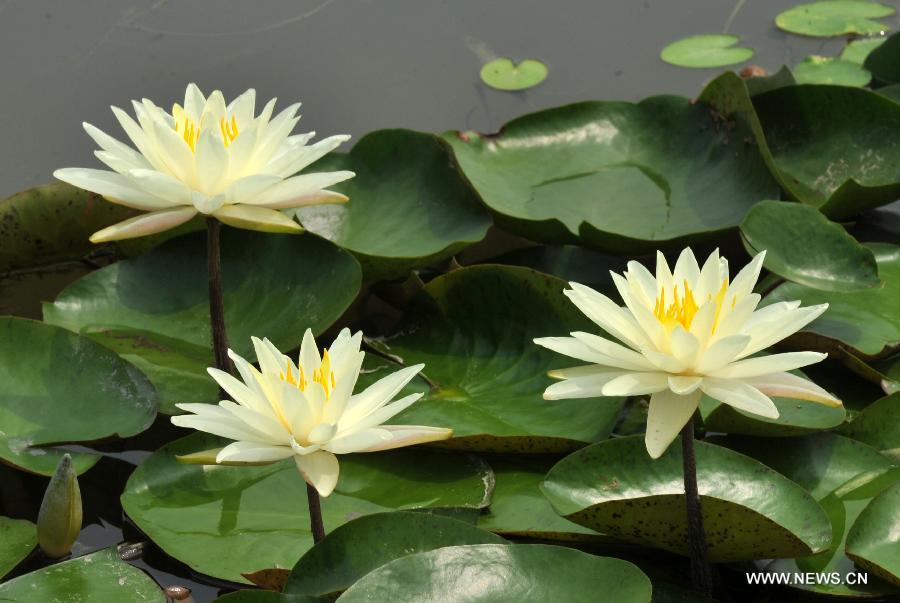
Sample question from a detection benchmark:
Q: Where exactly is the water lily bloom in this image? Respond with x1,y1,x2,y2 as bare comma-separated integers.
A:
535,248,842,459
54,83,354,242
172,329,452,496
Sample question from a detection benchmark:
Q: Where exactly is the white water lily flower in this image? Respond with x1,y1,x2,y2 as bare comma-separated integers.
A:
172,329,452,496
535,248,842,459
54,83,354,242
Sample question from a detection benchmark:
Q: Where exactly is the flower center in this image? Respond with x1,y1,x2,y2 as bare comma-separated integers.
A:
172,104,239,152
654,279,730,332
280,350,337,399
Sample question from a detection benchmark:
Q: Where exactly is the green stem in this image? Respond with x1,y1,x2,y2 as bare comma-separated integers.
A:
306,483,326,544
682,415,713,597
207,217,233,375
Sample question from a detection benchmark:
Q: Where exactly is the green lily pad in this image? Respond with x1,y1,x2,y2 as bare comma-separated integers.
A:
752,86,900,218
0,317,157,476
839,392,900,459
477,457,602,540
775,1,895,37
847,481,900,585
370,265,625,453
492,246,625,294
43,229,361,414
865,31,900,82
757,468,900,598
336,544,652,603
0,516,36,579
284,512,505,597
121,434,494,584
765,243,900,358
541,435,832,562
215,593,326,603
0,183,137,274
741,201,879,292
660,34,754,68
711,432,895,500
744,65,798,97
0,547,164,602
793,56,872,86
442,75,778,253
841,37,886,64
479,58,549,91
293,130,491,280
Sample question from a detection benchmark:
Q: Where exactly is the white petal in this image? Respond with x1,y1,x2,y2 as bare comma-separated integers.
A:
216,441,294,463
223,174,283,205
352,425,454,452
342,364,425,426
728,251,766,300
89,207,197,243
83,122,150,170
324,428,392,454
745,372,842,407
696,335,751,374
207,367,268,413
645,389,701,459
294,450,339,497
601,372,670,396
543,368,630,399
700,378,779,419
672,248,701,289
252,336,287,376
668,375,702,395
348,392,423,431
669,326,699,366
249,171,355,206
739,304,829,358
54,167,174,210
564,283,650,350
211,205,303,233
709,351,827,379
172,403,274,443
264,134,352,177
299,329,321,375
194,129,229,194
570,331,657,371
125,169,193,205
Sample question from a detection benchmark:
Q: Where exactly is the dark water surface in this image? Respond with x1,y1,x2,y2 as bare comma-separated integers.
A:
2,1,899,601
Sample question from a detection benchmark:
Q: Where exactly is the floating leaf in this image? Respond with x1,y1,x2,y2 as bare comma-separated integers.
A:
370,265,625,453
479,58,549,91
541,436,831,561
660,34,754,68
765,243,900,357
839,392,900,459
44,230,361,414
0,317,157,476
293,130,491,280
775,1,895,37
740,201,880,292
0,548,164,602
841,36,886,64
284,512,505,597
336,544,652,603
121,434,494,583
477,457,602,540
492,246,625,294
443,74,778,252
214,592,326,603
793,55,872,86
846,481,900,585
0,517,36,579
865,31,900,82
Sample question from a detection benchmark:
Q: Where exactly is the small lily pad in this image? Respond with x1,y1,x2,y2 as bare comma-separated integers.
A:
794,55,872,86
776,1,895,37
841,37,887,63
660,34,754,68
480,58,548,91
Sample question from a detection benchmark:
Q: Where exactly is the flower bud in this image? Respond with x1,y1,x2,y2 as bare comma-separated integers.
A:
37,453,82,558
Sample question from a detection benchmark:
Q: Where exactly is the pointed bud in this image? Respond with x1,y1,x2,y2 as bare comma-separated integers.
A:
37,453,82,558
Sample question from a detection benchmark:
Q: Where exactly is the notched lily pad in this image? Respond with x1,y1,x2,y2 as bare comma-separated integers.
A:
480,58,549,91
370,265,625,453
776,1,895,37
794,55,872,86
541,436,832,562
841,36,886,64
660,34,754,68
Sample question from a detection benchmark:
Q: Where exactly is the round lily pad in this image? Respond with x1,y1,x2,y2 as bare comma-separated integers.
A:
443,78,778,252
370,265,625,453
0,547,164,602
865,31,900,82
480,58,549,91
541,435,832,561
660,34,754,68
839,392,900,458
775,1,895,37
43,229,361,414
284,512,505,597
0,317,157,476
847,481,900,585
841,36,886,64
336,544,652,603
294,130,491,280
741,201,880,292
0,516,36,579
765,243,900,358
121,434,494,584
793,56,872,86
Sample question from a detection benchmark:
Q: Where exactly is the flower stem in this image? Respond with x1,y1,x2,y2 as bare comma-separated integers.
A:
206,217,233,375
681,415,713,598
306,483,326,544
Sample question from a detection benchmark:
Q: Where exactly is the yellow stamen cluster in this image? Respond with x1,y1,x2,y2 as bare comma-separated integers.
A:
172,104,239,152
280,350,337,399
654,279,731,332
